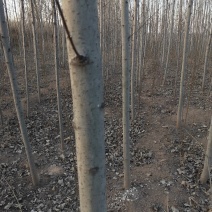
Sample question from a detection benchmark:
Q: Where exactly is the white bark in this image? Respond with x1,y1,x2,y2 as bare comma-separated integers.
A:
121,0,130,189
177,0,193,128
0,0,39,186
61,1,106,211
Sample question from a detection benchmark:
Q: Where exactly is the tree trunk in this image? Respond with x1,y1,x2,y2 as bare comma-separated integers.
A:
163,0,175,85
174,0,183,96
161,0,168,68
130,0,138,120
202,27,212,91
61,0,106,211
138,0,145,91
62,27,66,67
36,0,46,74
3,0,11,44
210,78,212,97
20,0,29,117
13,0,22,57
30,0,41,103
52,0,64,154
200,117,212,184
0,0,39,186
176,0,193,129
121,0,131,190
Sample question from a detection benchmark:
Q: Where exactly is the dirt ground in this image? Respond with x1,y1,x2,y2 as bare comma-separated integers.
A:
0,53,212,211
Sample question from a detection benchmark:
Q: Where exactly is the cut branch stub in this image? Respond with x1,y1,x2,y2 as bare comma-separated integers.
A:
71,55,91,66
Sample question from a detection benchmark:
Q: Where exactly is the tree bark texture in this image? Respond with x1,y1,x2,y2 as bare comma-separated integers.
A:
61,1,106,211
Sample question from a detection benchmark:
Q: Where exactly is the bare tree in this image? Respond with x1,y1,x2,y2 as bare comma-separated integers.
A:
0,0,39,186
62,27,66,66
202,26,212,91
138,0,145,90
121,0,131,189
200,117,212,184
130,0,138,120
161,0,168,69
60,0,106,211
176,0,193,128
20,0,29,116
175,0,183,95
163,0,175,85
52,0,64,155
30,0,41,103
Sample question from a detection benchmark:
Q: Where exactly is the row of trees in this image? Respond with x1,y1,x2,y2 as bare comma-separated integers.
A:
1,0,106,211
2,0,212,100
0,0,212,211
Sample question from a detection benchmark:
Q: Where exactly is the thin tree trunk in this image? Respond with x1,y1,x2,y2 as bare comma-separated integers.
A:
130,0,138,120
3,0,10,44
121,0,130,190
52,0,64,154
38,0,45,59
163,0,175,85
36,0,46,74
30,0,41,103
0,0,39,186
209,78,212,97
0,98,3,125
161,0,168,67
61,0,106,211
20,0,29,117
142,0,147,74
153,1,159,59
174,0,183,96
200,117,212,184
176,0,193,129
202,27,212,91
138,0,145,91
13,0,22,57
62,27,66,67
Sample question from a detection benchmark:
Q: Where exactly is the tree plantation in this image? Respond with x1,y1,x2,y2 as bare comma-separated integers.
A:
0,0,212,211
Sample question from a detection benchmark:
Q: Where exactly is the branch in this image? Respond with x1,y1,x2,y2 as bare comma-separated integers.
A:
55,0,82,59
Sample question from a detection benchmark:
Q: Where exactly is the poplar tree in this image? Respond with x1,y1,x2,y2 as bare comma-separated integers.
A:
0,0,39,186
121,0,131,190
60,0,106,211
177,0,193,128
